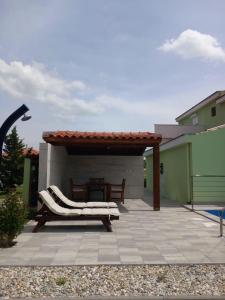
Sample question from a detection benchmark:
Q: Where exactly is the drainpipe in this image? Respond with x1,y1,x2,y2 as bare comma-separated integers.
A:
187,142,193,208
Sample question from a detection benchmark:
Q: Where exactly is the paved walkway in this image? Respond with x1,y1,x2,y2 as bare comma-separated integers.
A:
0,196,225,265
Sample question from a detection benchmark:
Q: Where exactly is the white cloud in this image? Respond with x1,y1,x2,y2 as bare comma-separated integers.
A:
1,58,162,118
95,94,176,117
0,58,104,116
0,58,180,121
159,29,225,62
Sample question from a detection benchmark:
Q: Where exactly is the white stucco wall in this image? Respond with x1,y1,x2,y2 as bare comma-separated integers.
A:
155,124,205,139
38,143,50,191
64,155,144,198
38,143,144,199
48,145,67,189
38,143,67,191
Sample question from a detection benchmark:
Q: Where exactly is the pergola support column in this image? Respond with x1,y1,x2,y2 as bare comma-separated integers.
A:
153,144,160,210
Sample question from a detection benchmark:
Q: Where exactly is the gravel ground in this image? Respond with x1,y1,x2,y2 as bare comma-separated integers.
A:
0,265,225,298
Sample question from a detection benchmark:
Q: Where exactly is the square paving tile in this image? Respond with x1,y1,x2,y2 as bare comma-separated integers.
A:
1,195,225,265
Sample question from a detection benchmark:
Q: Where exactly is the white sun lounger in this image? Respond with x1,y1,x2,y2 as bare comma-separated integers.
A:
48,185,118,208
33,190,120,233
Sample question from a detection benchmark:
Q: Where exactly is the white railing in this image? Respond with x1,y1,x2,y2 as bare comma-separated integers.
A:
191,175,225,237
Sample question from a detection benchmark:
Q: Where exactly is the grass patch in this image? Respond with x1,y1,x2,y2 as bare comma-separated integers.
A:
156,271,168,282
55,277,67,286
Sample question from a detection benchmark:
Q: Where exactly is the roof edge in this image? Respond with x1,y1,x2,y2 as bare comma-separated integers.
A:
144,134,191,156
175,91,225,122
42,130,162,146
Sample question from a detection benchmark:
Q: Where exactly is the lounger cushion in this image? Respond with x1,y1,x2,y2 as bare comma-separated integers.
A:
83,208,120,216
84,202,116,208
39,191,120,217
49,185,118,208
39,191,82,216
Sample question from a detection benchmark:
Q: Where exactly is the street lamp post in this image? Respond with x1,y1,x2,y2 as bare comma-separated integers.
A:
0,104,31,168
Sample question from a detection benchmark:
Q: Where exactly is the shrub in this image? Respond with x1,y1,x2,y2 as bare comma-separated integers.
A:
0,188,27,248
55,277,67,286
27,207,37,220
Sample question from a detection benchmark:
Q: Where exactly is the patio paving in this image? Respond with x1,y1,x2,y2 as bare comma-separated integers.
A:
0,194,225,265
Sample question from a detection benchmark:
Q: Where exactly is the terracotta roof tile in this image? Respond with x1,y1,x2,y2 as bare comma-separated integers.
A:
2,148,39,158
22,148,39,157
43,131,161,142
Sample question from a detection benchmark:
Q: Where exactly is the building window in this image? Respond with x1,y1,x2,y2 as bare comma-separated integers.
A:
192,115,198,125
211,106,216,117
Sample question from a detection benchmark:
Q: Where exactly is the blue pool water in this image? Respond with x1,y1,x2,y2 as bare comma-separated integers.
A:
205,209,225,219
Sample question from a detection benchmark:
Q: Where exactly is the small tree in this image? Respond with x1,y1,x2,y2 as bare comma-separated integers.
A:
1,126,25,190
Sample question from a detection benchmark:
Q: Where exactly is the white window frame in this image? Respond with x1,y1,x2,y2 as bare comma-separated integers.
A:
191,113,198,125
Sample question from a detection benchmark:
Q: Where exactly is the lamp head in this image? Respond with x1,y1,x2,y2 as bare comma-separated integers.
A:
21,114,32,121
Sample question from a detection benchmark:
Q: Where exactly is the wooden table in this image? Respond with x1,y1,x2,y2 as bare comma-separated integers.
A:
86,182,110,202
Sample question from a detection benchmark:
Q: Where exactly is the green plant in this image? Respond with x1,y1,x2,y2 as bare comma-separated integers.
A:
1,126,25,191
156,271,167,282
0,192,6,202
27,207,37,220
0,188,27,248
55,277,67,286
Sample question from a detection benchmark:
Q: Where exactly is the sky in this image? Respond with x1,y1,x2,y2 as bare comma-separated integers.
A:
0,0,225,148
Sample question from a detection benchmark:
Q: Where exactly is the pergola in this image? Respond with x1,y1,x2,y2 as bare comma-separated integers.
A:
43,131,162,210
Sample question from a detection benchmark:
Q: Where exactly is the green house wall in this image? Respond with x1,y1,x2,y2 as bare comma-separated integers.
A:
146,143,191,203
146,155,153,191
190,128,225,202
179,101,225,129
191,128,225,175
22,158,31,204
146,127,225,203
